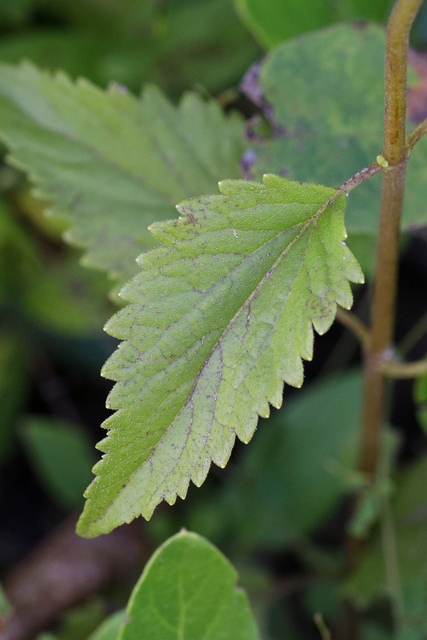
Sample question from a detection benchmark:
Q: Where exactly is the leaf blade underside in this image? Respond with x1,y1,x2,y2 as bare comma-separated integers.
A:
77,174,364,537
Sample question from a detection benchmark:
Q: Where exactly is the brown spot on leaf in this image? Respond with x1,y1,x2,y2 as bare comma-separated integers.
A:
185,213,197,225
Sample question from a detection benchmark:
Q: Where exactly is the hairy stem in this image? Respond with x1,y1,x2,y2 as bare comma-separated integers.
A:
358,0,423,478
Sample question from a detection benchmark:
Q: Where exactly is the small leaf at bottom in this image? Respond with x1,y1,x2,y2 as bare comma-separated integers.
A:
120,530,260,640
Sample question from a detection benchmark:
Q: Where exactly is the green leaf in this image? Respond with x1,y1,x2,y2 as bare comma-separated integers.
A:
88,611,127,640
204,370,362,548
235,0,336,48
245,25,427,267
0,0,260,96
77,173,363,537
0,30,156,99
119,530,261,640
235,0,390,48
20,417,96,510
0,62,245,286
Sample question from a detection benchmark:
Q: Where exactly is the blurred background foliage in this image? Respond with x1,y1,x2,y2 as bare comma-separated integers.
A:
0,1,427,639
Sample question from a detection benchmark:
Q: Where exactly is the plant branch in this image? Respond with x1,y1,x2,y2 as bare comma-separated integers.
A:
406,117,427,153
381,357,427,378
358,0,424,479
335,307,370,349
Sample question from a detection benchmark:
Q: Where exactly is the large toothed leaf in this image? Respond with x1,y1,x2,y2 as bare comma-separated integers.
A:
77,174,364,537
0,62,245,285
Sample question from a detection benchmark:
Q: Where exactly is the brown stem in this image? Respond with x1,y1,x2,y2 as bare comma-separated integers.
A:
383,0,423,165
358,0,424,476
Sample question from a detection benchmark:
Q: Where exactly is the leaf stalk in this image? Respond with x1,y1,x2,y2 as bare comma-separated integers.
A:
336,309,427,378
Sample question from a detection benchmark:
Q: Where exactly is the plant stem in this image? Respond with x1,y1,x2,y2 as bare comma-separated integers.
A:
358,0,424,479
335,309,427,378
407,116,427,153
382,357,427,378
335,307,370,349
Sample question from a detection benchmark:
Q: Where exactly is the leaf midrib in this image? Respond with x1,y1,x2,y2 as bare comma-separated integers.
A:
102,196,332,517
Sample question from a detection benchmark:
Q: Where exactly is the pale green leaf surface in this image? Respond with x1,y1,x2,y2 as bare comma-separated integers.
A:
77,174,363,537
246,25,427,261
0,62,245,284
119,530,260,640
